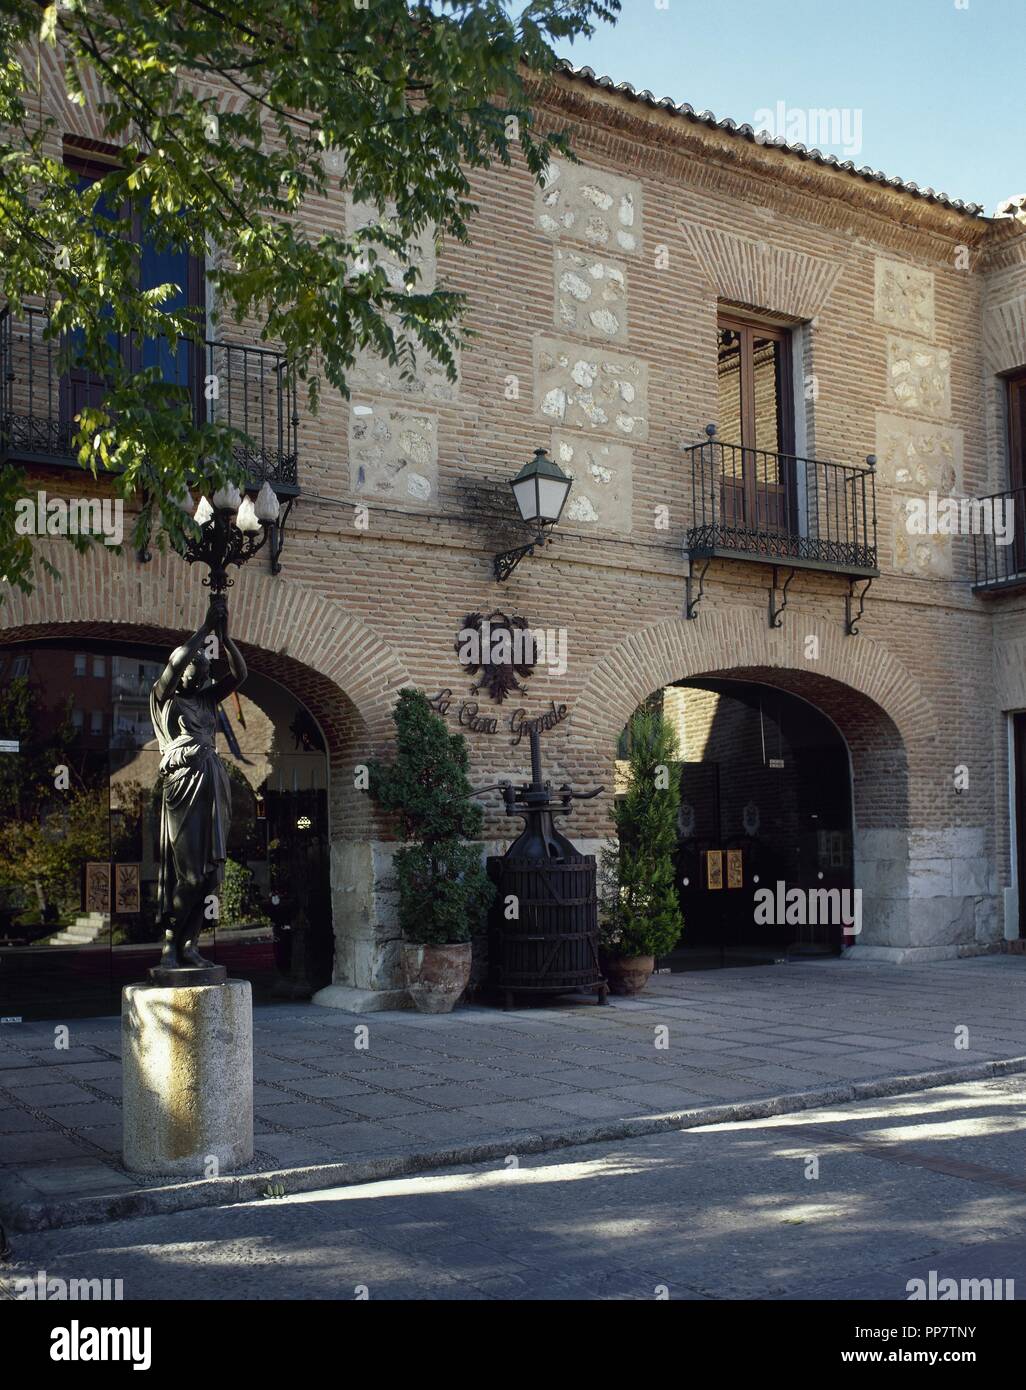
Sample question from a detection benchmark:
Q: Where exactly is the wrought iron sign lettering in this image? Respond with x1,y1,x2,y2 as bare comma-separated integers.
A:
429,690,569,745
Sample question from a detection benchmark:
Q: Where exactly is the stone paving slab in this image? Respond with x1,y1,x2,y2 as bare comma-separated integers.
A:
1,956,1025,1232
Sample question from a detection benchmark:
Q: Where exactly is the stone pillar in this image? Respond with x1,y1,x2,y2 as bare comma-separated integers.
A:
313,839,409,1012
122,980,253,1176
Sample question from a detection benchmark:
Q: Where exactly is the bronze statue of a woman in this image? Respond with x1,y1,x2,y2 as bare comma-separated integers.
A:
149,594,247,983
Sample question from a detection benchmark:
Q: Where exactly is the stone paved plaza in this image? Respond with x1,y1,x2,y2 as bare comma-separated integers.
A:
2,956,1025,1230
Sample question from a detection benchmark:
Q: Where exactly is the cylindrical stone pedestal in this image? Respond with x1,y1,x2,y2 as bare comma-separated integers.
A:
122,980,253,1176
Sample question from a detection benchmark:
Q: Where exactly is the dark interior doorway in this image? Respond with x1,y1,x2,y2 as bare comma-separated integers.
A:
632,678,855,970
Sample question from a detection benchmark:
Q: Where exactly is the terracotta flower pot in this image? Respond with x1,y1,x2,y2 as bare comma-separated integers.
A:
401,941,472,1014
604,954,655,996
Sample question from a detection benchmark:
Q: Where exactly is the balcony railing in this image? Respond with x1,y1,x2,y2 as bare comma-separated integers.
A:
971,486,1026,593
684,436,878,576
0,304,299,493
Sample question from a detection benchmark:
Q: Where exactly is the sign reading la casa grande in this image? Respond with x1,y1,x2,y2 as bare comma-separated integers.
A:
430,608,570,743
428,689,569,745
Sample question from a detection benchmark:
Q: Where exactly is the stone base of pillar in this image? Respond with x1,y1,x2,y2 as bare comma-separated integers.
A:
842,944,961,964
311,983,410,1014
122,980,253,1176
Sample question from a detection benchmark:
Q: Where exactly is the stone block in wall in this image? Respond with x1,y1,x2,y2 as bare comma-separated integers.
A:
874,412,962,495
346,194,437,294
857,897,912,948
892,495,953,578
874,258,935,339
536,160,642,257
349,329,459,401
975,896,1000,945
910,827,987,859
952,857,993,897
906,895,976,949
534,334,648,441
553,248,629,343
349,403,438,505
886,335,951,418
552,431,633,532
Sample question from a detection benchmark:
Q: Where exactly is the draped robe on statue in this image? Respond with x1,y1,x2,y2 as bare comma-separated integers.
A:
149,685,231,921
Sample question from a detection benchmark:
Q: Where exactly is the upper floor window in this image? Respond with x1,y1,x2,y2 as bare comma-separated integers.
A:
716,314,796,534
62,140,204,405
717,315,794,456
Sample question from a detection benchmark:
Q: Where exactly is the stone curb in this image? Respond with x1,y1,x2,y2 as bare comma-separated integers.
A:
4,1053,1025,1234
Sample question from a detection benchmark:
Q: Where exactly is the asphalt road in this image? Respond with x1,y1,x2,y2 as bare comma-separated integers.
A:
3,1075,1025,1301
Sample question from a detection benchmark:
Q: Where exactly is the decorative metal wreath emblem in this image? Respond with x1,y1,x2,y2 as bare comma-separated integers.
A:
456,610,536,704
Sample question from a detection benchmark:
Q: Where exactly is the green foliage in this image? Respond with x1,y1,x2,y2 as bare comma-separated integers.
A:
219,857,251,926
370,688,491,946
600,708,684,959
0,0,620,594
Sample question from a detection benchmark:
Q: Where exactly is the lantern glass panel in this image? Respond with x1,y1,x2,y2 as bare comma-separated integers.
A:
537,476,570,521
512,476,540,523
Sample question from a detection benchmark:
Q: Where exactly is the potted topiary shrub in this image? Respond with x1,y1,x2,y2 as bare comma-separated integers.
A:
370,689,492,1013
600,707,684,995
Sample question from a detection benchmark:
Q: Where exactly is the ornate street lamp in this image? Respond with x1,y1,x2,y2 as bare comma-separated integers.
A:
494,447,573,582
175,480,283,594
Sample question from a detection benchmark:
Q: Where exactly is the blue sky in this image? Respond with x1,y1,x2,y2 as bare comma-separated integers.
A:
556,0,1024,215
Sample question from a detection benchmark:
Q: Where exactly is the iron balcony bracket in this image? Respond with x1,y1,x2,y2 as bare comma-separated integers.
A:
845,575,873,636
684,557,710,620
769,566,798,628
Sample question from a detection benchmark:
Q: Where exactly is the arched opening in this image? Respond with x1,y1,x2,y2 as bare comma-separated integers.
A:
0,635,336,1017
615,666,911,970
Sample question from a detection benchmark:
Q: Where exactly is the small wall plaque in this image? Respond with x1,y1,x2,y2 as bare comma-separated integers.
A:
727,849,743,888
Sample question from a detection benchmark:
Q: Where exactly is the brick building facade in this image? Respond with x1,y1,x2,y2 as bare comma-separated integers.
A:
5,57,1026,1010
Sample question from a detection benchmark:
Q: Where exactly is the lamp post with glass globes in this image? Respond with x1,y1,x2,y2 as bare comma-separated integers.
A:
173,478,283,596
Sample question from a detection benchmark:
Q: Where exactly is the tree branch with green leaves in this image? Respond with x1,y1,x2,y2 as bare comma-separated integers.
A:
0,0,619,595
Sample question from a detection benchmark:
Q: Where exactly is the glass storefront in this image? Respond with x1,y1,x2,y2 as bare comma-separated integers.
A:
0,639,333,1018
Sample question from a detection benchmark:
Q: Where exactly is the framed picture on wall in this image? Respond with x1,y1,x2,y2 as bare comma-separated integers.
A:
114,863,141,915
84,862,111,915
706,849,723,890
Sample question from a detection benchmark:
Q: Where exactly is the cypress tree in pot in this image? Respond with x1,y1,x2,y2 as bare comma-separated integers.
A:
600,708,684,995
370,689,492,1012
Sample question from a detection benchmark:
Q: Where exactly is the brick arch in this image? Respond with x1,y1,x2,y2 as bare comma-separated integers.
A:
983,293,1026,375
571,611,931,755
566,610,934,838
679,222,845,319
0,548,411,749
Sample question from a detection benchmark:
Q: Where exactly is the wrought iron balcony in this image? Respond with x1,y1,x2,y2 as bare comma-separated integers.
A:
0,304,299,494
683,432,879,632
970,487,1026,594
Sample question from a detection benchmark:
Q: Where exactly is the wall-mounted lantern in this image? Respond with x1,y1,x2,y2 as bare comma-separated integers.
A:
494,448,573,582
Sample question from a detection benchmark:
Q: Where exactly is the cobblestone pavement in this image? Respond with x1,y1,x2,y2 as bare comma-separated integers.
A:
4,1074,1026,1300
1,957,1025,1226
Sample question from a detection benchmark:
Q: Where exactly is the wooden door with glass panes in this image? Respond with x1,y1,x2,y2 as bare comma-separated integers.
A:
716,314,797,535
